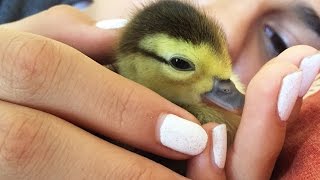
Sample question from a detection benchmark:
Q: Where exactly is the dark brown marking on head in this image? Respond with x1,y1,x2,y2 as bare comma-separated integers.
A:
118,0,227,56
137,47,169,64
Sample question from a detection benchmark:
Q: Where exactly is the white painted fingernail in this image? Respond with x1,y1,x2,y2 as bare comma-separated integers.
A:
299,54,320,97
212,124,227,169
278,71,303,121
159,114,208,155
96,19,128,29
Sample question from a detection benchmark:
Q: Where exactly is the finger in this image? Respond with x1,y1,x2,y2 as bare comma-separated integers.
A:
266,45,320,97
0,101,188,180
1,5,121,63
226,46,319,179
186,123,227,180
0,29,207,159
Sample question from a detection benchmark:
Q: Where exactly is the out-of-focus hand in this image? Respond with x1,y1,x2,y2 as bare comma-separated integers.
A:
2,5,118,63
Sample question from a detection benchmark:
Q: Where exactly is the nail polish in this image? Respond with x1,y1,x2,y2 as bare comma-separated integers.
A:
159,114,208,155
299,54,320,97
278,71,303,121
212,124,227,169
96,19,128,30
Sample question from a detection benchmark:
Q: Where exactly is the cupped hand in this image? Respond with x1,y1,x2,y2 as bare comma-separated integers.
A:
187,45,319,179
0,6,207,179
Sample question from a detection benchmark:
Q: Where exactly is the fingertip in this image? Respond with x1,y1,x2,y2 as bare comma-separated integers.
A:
278,71,303,121
277,45,318,62
16,5,122,63
212,124,227,169
186,123,227,180
156,114,208,156
298,53,320,97
95,19,128,30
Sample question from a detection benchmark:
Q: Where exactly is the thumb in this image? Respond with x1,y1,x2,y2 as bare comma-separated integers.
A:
2,5,122,63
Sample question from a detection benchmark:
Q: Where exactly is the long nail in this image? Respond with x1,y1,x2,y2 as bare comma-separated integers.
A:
96,19,128,30
278,71,303,121
299,54,320,97
212,124,227,169
158,114,208,156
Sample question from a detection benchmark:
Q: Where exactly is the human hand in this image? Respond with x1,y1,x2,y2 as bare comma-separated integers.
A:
1,5,319,179
186,46,320,179
0,6,208,179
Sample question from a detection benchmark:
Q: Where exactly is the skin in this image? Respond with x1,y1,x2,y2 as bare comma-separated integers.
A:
0,0,318,179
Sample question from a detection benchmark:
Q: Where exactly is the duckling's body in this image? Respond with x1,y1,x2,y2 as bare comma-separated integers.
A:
111,0,244,139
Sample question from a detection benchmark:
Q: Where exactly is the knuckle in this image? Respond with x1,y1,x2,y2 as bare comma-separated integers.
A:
47,4,76,13
283,45,318,55
118,88,136,126
0,110,48,172
249,80,277,99
249,62,298,98
0,35,62,100
123,161,155,180
44,4,94,26
247,73,276,98
132,167,154,180
101,85,138,129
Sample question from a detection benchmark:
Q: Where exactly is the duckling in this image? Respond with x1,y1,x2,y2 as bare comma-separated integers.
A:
109,0,245,140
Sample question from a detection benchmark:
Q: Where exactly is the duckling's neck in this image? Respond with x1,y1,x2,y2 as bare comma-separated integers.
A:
179,103,241,142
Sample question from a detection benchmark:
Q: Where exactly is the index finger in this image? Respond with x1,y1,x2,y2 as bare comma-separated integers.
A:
0,29,208,159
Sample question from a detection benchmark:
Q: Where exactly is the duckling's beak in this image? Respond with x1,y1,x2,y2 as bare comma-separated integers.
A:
202,79,245,114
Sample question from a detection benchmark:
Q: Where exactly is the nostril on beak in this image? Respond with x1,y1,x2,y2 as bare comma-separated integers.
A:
202,78,245,113
222,87,231,94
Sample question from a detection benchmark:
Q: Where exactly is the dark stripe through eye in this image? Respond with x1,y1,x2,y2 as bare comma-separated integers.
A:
137,48,168,64
136,48,195,71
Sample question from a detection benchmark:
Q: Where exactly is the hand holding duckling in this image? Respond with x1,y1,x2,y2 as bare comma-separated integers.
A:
0,3,317,179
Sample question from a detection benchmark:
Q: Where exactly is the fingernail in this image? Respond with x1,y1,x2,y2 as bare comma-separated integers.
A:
212,124,227,169
95,19,128,30
72,1,92,10
299,54,320,97
278,71,303,121
159,114,208,156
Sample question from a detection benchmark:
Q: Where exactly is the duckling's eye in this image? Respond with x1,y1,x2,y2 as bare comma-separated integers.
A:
169,57,195,71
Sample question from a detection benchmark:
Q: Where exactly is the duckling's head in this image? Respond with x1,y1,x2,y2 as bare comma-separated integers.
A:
116,0,244,118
